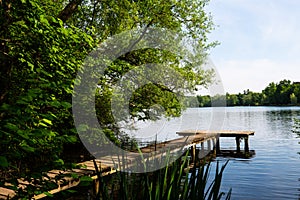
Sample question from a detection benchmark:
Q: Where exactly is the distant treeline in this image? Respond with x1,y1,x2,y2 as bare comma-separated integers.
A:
187,79,300,107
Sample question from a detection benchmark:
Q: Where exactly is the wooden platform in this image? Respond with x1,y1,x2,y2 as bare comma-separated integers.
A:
176,130,255,154
176,130,255,137
0,130,254,199
0,160,116,200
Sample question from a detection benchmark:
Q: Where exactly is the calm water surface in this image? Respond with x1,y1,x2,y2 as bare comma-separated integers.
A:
173,107,300,200
67,106,300,199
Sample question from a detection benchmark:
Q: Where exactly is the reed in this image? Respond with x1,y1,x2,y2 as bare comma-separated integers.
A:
93,150,231,200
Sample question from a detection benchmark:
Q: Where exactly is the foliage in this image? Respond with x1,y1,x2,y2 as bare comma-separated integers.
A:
0,0,95,177
195,79,300,107
197,95,212,107
91,153,231,200
262,79,295,105
82,0,218,139
225,90,263,107
0,0,218,197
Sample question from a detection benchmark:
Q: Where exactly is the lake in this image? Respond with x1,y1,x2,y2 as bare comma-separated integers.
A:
72,106,300,199
166,106,300,200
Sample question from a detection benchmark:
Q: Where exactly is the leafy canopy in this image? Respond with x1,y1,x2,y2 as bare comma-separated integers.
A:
0,1,216,194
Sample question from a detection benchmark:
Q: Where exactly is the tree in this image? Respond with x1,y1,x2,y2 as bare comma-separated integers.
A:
201,79,299,107
0,0,217,193
262,80,294,105
262,82,277,105
72,0,217,141
226,93,238,106
290,93,298,105
292,82,300,104
0,0,96,171
237,93,244,106
197,95,212,107
276,79,292,104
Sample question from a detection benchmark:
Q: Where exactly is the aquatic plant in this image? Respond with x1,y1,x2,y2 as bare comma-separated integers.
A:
92,151,231,200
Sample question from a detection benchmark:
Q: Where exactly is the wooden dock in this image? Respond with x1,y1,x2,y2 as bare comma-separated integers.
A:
0,130,254,199
176,130,255,153
0,159,117,200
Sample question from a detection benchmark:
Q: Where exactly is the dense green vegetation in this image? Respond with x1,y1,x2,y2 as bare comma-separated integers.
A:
195,79,300,107
0,0,220,198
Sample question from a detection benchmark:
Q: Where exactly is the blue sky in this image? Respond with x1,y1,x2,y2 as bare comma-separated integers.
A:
206,0,300,94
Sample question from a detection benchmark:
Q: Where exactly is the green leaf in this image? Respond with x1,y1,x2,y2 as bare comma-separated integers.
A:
77,124,89,132
40,15,50,26
61,102,72,109
4,123,18,131
0,156,9,168
49,101,61,108
79,176,93,187
20,143,35,153
17,130,29,139
38,122,48,127
0,103,10,110
80,176,93,182
70,173,79,179
55,159,64,166
66,189,77,194
43,192,54,197
62,135,77,143
27,62,34,71
41,118,52,125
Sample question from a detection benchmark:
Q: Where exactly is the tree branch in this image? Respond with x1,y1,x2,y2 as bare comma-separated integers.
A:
58,0,83,22
125,19,154,53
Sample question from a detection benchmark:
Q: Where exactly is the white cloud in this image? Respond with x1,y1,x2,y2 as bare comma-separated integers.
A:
206,0,300,94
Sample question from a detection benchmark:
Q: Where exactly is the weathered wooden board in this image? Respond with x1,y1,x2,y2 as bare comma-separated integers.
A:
1,130,254,199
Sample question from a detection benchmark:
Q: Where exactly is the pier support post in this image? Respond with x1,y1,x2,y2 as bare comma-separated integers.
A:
244,136,249,152
236,136,241,152
154,134,157,151
207,140,211,151
201,142,204,150
198,142,205,159
191,144,196,163
216,137,220,154
212,138,217,155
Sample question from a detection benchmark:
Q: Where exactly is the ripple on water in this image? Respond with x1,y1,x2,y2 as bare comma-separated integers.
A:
193,107,300,199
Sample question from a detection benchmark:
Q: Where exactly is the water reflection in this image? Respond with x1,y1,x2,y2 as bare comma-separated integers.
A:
209,106,300,199
134,106,300,199
265,107,300,139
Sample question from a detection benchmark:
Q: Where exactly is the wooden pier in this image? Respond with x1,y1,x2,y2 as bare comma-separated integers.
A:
0,159,117,200
0,130,254,199
176,130,255,153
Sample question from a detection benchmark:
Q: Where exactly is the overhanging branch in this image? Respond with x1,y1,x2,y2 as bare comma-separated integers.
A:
58,0,83,22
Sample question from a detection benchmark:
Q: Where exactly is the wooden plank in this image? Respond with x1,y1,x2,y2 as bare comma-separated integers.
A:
0,187,15,199
32,179,81,200
1,158,117,199
3,130,255,199
176,130,255,137
32,161,117,200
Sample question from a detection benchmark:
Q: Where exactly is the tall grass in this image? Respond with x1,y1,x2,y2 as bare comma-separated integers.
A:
93,151,231,200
